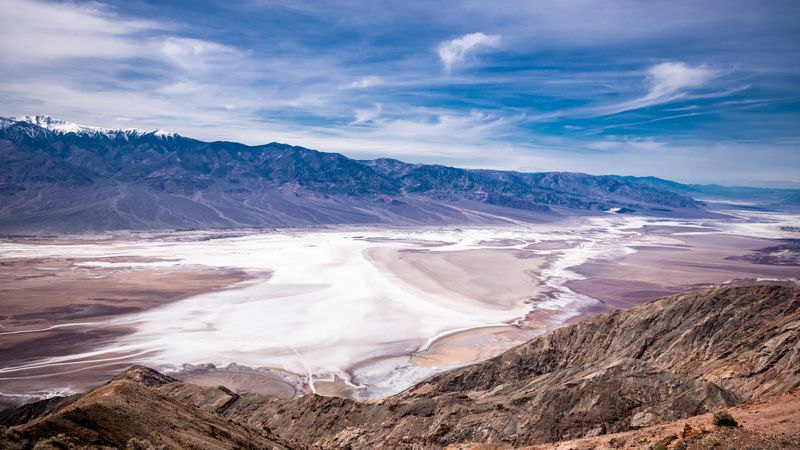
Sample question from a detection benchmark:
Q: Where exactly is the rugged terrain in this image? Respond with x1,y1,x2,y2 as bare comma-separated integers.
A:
447,389,800,449
2,284,799,449
1,368,297,450
0,116,709,232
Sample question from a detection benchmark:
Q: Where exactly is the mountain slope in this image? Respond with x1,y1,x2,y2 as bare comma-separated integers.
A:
524,389,800,450
624,175,800,210
7,367,298,450
4,285,799,449
232,284,799,448
0,116,705,232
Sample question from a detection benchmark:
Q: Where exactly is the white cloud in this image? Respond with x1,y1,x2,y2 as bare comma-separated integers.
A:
572,137,800,185
0,0,160,65
438,32,501,73
0,0,245,76
155,81,203,95
160,37,244,72
595,62,718,116
347,76,383,89
645,62,716,102
351,103,383,124
311,109,531,165
587,137,667,152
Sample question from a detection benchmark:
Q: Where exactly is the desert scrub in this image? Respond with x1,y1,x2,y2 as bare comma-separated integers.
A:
701,435,721,448
0,426,28,450
712,410,738,427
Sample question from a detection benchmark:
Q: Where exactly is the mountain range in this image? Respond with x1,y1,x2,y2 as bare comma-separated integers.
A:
0,116,720,233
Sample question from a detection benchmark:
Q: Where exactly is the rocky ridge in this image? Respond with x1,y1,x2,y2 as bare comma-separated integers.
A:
0,116,706,232
2,285,799,449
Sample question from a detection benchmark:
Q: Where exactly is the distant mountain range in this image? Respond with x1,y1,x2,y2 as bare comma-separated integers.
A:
0,115,789,232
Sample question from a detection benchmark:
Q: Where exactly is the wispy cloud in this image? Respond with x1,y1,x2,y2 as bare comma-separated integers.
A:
0,0,247,78
160,37,244,72
290,109,535,167
0,0,360,129
0,0,160,65
581,112,707,135
647,62,716,98
593,62,719,116
346,76,383,89
438,32,501,73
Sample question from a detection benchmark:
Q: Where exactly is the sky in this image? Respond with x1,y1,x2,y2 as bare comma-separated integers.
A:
1,0,799,186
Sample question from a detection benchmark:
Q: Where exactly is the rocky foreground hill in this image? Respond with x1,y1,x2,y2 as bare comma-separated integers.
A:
0,116,708,233
2,284,799,449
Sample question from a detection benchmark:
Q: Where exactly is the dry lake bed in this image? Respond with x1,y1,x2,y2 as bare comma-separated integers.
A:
1,209,798,408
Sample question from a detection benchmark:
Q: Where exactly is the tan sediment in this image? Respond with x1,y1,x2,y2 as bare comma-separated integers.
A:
365,247,549,311
6,226,798,410
364,245,554,373
523,239,580,251
411,308,568,370
364,245,567,372
412,325,538,368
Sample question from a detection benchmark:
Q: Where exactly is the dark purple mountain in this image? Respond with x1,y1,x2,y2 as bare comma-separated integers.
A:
0,116,704,233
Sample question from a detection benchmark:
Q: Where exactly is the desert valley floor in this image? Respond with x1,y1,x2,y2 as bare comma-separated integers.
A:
1,207,798,409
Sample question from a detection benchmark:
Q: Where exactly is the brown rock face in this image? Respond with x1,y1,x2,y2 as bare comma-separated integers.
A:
240,284,800,448
3,285,799,449
11,367,297,449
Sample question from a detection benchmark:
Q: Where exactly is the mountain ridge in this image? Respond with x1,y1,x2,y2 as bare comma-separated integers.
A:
0,115,710,232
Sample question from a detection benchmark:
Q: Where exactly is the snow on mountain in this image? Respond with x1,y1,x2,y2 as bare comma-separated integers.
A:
1,115,179,139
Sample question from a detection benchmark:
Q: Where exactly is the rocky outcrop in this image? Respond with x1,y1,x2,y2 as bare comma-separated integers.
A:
111,365,176,387
0,395,79,428
3,285,799,449
212,285,795,449
412,284,800,400
523,388,800,450
10,366,299,449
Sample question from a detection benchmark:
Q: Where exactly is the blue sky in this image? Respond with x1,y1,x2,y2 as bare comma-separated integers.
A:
1,0,799,186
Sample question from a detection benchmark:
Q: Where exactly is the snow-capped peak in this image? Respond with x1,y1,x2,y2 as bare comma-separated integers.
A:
2,115,179,139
